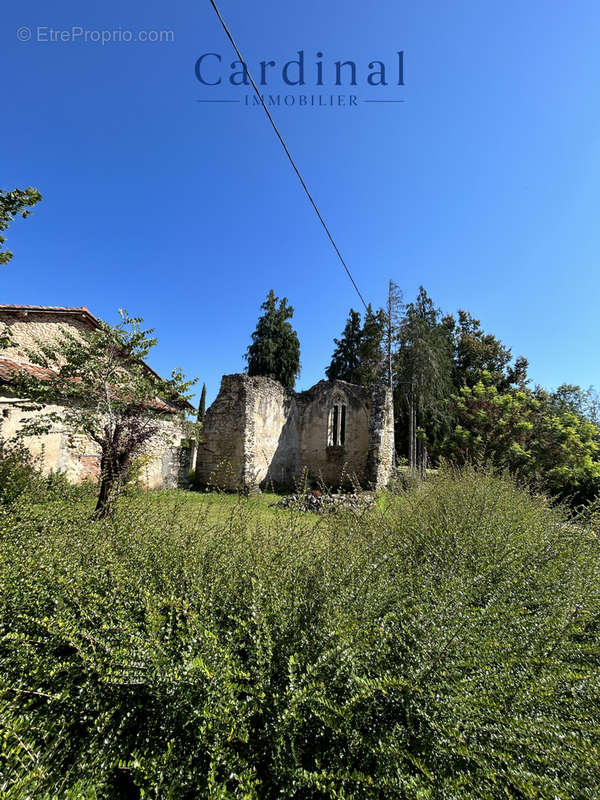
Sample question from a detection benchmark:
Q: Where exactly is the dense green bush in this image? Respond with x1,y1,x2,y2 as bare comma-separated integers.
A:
0,438,45,506
0,437,95,507
1,468,600,798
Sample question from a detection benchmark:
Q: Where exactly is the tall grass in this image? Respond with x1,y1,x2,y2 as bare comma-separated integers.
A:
1,467,599,798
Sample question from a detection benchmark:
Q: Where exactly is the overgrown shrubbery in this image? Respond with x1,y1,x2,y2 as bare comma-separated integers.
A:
0,438,49,506
1,467,600,798
0,437,95,507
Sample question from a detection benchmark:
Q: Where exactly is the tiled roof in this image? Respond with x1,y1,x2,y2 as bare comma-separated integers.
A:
0,305,99,326
0,357,56,382
0,358,181,414
0,305,91,311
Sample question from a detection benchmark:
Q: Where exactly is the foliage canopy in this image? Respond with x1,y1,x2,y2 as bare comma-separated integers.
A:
0,187,42,264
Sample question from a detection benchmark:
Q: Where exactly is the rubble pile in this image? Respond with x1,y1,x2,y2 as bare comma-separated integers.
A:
272,491,374,514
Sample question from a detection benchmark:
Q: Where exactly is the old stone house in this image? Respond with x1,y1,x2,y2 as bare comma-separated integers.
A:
195,373,394,492
0,305,192,488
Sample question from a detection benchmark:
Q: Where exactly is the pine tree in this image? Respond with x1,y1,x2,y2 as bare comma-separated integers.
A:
245,290,301,390
358,304,387,388
385,280,404,391
326,305,386,389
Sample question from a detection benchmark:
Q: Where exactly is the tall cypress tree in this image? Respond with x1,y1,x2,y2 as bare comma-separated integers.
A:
245,290,301,390
197,383,207,422
326,309,363,384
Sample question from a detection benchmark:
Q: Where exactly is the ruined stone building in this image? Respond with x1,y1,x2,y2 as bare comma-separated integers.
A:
195,374,395,492
1,305,395,494
0,305,192,488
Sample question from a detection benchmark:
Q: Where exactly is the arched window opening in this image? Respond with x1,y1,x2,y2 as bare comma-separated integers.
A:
328,397,347,447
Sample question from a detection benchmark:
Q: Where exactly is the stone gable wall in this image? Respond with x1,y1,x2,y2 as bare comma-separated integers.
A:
194,374,248,488
0,310,93,361
296,381,371,486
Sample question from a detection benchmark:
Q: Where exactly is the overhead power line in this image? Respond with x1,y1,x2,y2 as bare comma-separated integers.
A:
207,0,369,311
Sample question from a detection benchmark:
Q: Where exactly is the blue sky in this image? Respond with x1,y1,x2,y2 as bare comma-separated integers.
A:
3,0,600,406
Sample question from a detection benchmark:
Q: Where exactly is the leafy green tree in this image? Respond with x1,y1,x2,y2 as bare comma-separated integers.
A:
0,326,14,349
446,309,528,391
444,382,536,471
444,378,600,499
544,384,600,426
245,290,301,390
11,310,195,518
0,186,42,264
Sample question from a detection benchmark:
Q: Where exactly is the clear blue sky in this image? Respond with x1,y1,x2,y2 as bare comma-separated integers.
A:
4,0,600,406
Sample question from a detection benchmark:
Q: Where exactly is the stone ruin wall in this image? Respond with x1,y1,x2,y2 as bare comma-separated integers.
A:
195,374,395,492
195,375,297,490
295,381,371,486
367,382,396,488
245,377,299,488
194,374,248,489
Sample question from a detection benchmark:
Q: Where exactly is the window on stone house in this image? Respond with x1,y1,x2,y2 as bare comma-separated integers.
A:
328,398,347,447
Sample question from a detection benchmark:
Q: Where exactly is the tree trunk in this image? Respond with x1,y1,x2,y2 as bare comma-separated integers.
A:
387,284,393,393
413,404,417,470
94,450,122,519
417,440,427,477
408,386,416,469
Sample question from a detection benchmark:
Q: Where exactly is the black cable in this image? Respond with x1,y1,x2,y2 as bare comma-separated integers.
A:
207,0,369,311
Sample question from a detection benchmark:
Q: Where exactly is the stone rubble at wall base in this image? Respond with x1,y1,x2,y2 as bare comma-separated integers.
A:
273,491,376,514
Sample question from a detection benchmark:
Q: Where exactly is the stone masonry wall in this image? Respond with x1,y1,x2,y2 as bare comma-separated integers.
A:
0,389,186,490
296,380,371,486
245,377,299,488
194,374,247,489
196,374,395,492
366,383,395,488
0,310,92,362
